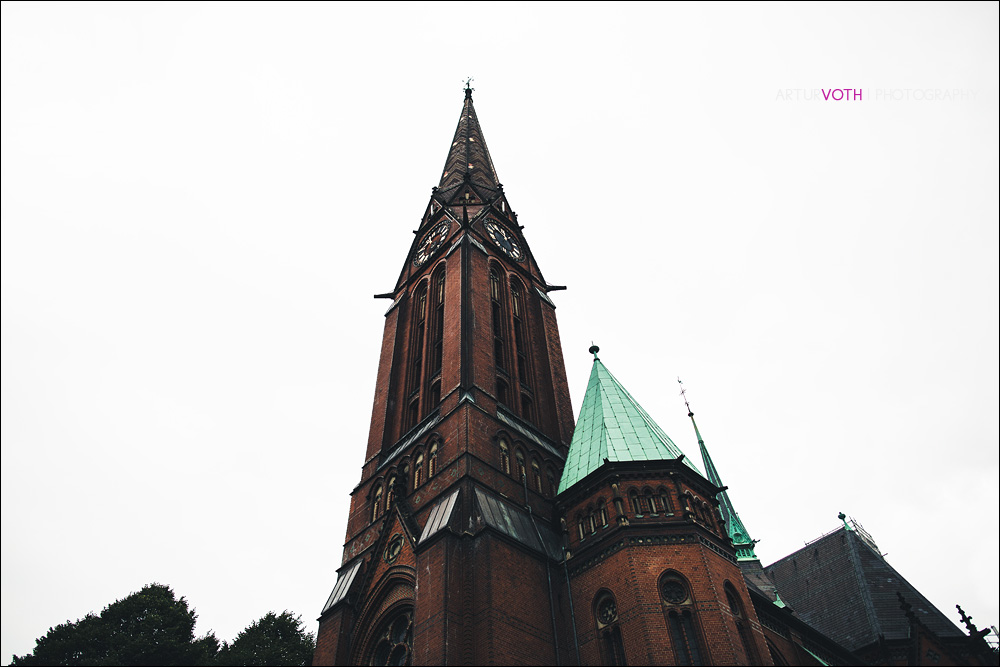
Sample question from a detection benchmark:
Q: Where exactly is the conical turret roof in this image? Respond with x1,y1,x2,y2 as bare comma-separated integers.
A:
558,351,700,495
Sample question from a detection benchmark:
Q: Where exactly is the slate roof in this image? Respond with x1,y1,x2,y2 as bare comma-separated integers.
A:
437,87,501,198
764,523,963,652
557,352,699,495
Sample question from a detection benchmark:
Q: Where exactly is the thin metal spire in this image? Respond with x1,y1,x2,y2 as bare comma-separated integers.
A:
678,378,759,561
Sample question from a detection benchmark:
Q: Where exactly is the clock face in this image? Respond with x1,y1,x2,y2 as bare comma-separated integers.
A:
414,221,451,266
484,221,523,261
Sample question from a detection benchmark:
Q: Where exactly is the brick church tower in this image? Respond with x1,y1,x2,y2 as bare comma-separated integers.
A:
313,85,577,666
314,86,775,666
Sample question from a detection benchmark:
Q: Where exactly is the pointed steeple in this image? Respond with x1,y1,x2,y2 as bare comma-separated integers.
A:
679,381,758,561
437,84,501,201
558,347,699,495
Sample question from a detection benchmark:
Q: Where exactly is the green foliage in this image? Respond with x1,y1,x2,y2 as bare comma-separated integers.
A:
216,612,315,667
10,586,314,667
10,583,217,666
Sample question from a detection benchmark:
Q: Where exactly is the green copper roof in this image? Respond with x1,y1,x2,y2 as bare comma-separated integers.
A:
557,352,699,495
692,414,759,561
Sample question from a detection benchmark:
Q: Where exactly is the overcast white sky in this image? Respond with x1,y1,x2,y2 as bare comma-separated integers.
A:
2,1,998,661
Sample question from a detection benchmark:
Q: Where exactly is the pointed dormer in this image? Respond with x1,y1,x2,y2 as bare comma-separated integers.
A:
557,346,700,496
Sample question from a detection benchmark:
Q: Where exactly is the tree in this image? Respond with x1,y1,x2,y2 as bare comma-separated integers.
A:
11,583,218,666
215,612,315,667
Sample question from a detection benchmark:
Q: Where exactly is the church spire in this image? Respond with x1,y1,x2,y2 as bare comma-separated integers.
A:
679,379,759,561
437,83,501,198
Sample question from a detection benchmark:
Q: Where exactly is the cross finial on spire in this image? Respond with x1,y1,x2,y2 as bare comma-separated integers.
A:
464,77,475,98
678,377,694,417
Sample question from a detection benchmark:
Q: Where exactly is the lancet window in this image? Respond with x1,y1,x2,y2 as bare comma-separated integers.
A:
428,442,438,478
726,582,759,665
659,572,704,666
372,484,383,522
490,268,507,373
510,278,532,391
405,282,428,430
499,438,510,475
594,591,627,666
429,266,445,382
413,451,424,489
386,475,397,509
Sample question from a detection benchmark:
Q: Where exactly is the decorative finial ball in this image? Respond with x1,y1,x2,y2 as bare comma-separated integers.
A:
589,344,600,355
838,512,846,521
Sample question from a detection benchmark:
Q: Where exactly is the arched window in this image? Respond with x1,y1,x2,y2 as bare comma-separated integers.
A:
644,488,656,515
365,607,413,666
598,502,609,528
588,511,597,535
629,490,642,515
406,282,428,429
546,467,556,497
515,450,526,482
499,438,510,475
490,268,507,373
531,459,542,493
428,266,445,381
372,484,383,522
428,442,438,478
577,515,586,541
386,475,397,509
726,583,759,665
413,452,424,489
594,591,627,666
510,278,532,391
659,572,704,666
658,487,673,514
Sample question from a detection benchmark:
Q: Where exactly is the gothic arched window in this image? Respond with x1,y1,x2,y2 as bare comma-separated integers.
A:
429,265,446,382
594,591,627,665
658,487,673,514
499,438,510,475
372,484,383,522
386,475,397,509
515,450,526,483
366,607,413,666
428,442,438,478
598,502,609,528
629,490,642,515
413,452,424,489
644,488,656,515
531,459,542,493
406,282,428,430
659,572,704,666
726,582,759,665
510,278,532,391
490,268,507,373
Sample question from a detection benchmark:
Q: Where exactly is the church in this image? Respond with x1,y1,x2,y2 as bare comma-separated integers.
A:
311,87,996,666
